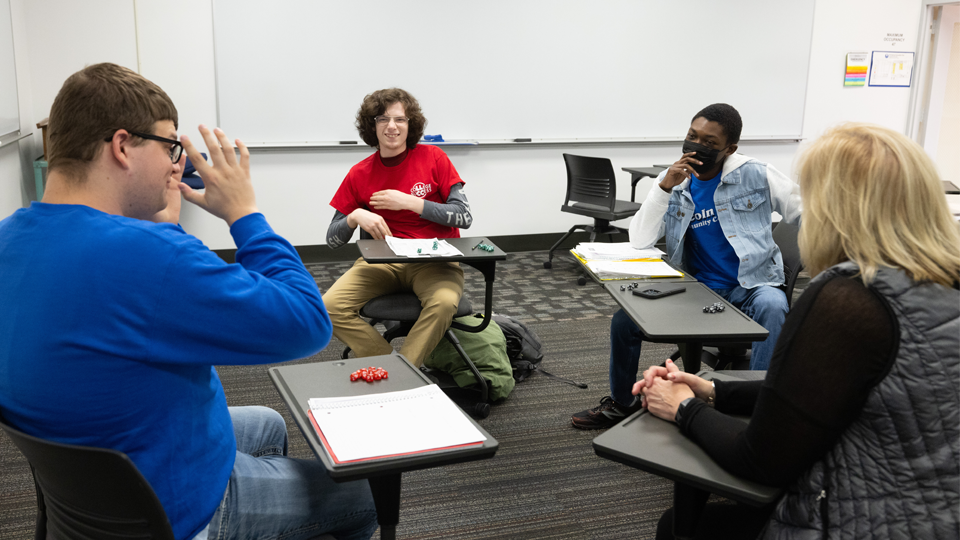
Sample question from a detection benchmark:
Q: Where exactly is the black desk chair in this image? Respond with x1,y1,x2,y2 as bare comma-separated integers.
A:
340,233,495,418
544,154,643,285
672,221,804,370
0,415,175,540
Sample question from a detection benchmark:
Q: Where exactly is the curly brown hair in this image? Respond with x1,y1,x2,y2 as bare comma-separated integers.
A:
355,88,426,149
48,63,178,180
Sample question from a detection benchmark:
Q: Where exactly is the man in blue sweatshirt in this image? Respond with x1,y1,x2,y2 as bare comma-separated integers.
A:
0,63,377,540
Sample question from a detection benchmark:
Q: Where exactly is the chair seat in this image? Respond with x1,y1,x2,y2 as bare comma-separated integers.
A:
563,199,642,222
360,292,473,322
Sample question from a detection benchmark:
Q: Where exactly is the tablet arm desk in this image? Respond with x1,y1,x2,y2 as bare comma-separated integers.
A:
356,237,506,336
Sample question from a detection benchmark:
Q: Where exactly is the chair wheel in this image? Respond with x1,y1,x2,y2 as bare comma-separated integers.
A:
474,402,491,418
577,276,587,286
543,261,552,269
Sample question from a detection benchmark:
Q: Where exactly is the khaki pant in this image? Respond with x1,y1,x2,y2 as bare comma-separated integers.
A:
322,258,464,366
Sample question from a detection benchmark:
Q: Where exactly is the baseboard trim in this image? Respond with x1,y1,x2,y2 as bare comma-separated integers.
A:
211,230,631,265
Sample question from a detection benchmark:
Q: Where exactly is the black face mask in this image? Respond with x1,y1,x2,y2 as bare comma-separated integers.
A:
681,140,728,176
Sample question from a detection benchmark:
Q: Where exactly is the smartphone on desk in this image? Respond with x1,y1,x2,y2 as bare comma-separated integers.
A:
632,284,686,299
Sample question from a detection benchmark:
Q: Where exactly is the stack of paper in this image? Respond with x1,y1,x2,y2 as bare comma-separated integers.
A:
308,385,486,463
585,260,682,280
572,242,663,261
385,237,463,258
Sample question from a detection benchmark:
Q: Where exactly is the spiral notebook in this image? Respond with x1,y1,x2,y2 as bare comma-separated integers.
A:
307,384,487,463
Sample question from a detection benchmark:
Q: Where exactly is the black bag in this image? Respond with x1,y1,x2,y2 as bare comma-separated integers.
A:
490,313,544,382
483,313,587,389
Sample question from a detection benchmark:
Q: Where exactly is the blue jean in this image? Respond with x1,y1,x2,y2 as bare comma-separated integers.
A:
609,285,787,405
201,406,378,540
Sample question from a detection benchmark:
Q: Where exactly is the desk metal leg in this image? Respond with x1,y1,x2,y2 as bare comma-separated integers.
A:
677,342,702,373
368,474,402,540
672,481,709,540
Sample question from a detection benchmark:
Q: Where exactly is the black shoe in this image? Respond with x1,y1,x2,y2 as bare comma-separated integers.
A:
571,396,641,430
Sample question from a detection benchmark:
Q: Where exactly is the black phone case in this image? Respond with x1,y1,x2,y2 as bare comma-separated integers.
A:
632,285,686,299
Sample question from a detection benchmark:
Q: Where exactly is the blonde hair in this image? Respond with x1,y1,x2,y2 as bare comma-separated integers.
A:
796,123,960,286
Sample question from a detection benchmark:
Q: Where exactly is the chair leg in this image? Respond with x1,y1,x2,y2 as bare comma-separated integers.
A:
544,224,585,268
32,473,46,540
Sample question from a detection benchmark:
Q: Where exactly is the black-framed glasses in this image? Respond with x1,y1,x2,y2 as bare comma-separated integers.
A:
374,116,408,126
104,131,184,163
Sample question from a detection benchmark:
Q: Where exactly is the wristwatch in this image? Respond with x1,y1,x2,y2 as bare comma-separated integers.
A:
674,396,695,425
705,381,716,406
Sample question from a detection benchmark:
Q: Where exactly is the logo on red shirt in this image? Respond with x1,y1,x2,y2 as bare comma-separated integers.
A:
410,182,432,198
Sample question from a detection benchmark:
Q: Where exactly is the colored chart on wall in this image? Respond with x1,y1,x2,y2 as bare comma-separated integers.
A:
869,51,915,87
845,52,869,86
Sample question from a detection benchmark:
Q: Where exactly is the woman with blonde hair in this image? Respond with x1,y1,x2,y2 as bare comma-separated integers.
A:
637,123,959,539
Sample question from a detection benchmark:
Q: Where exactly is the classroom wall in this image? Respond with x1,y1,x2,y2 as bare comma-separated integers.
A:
0,0,39,221
1,0,924,250
926,5,960,181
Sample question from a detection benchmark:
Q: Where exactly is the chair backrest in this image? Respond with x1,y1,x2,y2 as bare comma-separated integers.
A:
562,154,619,211
0,416,175,540
772,221,803,307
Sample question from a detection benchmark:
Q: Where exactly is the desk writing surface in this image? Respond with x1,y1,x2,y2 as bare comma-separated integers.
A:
610,282,768,343
592,372,781,506
357,237,507,264
269,354,498,481
622,166,666,178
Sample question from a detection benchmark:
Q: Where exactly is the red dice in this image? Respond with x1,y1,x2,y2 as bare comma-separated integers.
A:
350,366,388,383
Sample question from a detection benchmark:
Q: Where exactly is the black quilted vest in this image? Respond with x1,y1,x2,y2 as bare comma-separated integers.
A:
764,262,959,540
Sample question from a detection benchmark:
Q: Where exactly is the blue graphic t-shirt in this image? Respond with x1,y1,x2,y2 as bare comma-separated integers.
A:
685,172,740,289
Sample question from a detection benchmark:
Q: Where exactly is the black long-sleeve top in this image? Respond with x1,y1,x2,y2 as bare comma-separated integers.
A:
678,274,899,487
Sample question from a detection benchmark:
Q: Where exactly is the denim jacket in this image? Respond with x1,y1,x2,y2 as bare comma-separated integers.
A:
629,153,802,289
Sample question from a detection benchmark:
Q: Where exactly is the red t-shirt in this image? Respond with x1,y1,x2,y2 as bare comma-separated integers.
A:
330,144,465,239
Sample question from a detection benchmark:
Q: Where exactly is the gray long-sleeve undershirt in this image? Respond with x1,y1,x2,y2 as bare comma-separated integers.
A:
326,183,472,249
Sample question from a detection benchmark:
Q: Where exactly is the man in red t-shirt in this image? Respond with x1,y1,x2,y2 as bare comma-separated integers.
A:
323,88,473,366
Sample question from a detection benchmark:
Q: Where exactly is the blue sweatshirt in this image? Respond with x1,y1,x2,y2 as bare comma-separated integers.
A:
0,203,332,540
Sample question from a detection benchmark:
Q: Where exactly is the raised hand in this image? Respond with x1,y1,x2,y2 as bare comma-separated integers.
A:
659,152,703,192
178,125,258,226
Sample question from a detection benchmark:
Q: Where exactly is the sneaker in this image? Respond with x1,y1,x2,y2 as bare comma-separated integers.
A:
571,396,642,430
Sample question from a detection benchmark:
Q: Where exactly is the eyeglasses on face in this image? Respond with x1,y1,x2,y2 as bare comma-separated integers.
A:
104,130,184,163
374,116,409,126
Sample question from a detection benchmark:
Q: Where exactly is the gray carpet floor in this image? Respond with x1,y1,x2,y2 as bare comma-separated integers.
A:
0,250,747,540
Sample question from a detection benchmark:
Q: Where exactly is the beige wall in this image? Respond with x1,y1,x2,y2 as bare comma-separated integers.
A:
934,20,960,181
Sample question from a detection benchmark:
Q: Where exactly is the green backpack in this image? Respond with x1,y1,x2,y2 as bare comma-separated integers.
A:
423,315,516,401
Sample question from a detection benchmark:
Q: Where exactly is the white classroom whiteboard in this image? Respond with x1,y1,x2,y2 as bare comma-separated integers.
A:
213,0,815,145
0,0,19,138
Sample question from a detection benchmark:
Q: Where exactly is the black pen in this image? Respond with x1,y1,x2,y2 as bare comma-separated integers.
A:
472,240,484,250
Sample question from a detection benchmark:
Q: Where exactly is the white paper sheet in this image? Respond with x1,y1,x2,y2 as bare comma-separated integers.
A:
573,242,664,261
308,385,486,462
385,237,464,258
585,260,683,280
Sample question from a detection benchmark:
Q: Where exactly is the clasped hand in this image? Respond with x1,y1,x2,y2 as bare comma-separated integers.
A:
632,359,712,423
369,189,424,214
350,189,424,240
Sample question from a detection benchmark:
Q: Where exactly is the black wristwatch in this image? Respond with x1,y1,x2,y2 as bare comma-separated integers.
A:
674,397,695,425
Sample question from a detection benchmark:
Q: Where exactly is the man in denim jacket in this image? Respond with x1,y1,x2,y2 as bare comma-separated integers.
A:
572,103,802,430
